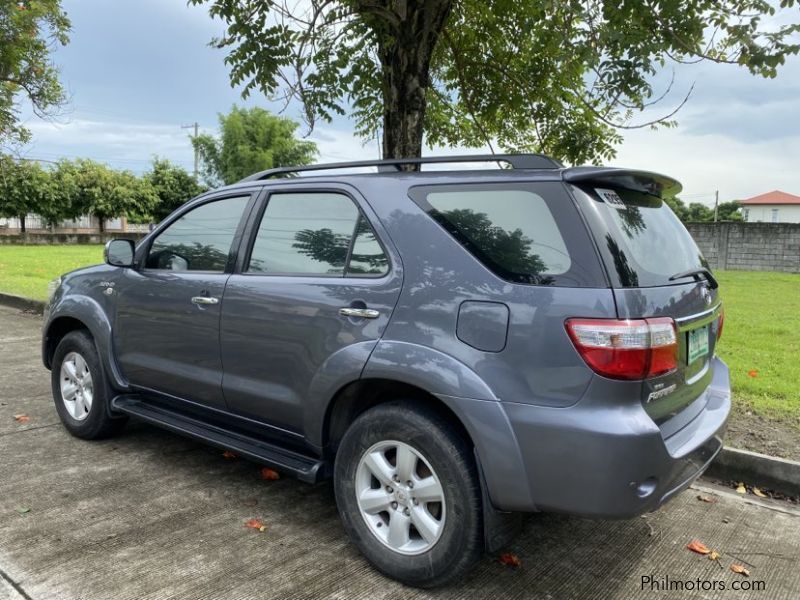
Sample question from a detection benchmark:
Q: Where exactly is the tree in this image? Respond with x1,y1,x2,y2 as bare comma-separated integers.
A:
664,196,688,221
192,106,318,186
144,158,207,223
685,202,714,222
191,1,800,162
0,0,70,147
717,201,743,221
68,160,158,231
0,156,37,231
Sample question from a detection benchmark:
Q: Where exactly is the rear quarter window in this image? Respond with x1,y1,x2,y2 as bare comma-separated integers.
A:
408,182,605,287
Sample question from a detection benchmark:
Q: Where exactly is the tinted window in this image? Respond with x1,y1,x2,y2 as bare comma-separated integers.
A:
421,188,571,283
248,192,387,276
574,185,708,288
346,216,389,276
146,197,249,271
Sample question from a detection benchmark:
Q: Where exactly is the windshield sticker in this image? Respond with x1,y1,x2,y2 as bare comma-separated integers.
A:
595,188,626,209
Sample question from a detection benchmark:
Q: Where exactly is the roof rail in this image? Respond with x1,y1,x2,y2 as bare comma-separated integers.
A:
239,153,562,182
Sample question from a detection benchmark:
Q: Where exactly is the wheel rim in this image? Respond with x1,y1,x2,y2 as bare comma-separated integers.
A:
355,440,446,556
59,351,93,421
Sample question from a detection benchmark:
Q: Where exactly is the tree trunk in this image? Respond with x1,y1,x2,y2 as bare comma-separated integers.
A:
371,0,453,161
19,215,26,234
98,217,105,233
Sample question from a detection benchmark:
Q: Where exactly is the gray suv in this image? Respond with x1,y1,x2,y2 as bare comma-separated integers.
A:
42,155,730,587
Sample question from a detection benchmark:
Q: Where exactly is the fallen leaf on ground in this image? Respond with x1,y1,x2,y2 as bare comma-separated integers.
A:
13,414,30,423
498,553,521,568
260,467,280,481
736,483,747,494
747,369,758,378
686,539,711,555
697,494,718,504
730,564,750,577
708,550,721,561
244,518,266,532
222,450,237,459
752,487,767,498
15,507,30,515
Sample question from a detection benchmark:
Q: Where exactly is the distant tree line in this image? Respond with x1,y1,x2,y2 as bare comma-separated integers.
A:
0,107,318,232
0,156,206,233
664,197,742,223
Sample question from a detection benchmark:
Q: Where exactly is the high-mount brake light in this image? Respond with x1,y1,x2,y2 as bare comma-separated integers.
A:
565,317,678,380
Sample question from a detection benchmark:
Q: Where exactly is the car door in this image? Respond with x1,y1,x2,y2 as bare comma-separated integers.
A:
113,193,255,408
220,186,402,433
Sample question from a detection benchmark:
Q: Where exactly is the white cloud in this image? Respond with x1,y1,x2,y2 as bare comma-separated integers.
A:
21,118,195,172
613,127,800,204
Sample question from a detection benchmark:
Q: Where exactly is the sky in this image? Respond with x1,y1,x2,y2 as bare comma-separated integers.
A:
16,0,800,206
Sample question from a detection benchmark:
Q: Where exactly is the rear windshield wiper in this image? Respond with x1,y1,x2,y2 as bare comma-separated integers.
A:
669,267,718,289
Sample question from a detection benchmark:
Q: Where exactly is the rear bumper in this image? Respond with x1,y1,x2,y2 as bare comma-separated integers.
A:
471,356,731,517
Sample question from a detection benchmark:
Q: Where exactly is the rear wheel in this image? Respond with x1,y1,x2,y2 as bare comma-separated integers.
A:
334,401,483,587
51,330,126,439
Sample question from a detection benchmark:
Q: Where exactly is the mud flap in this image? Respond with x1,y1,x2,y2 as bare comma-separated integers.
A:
475,449,523,553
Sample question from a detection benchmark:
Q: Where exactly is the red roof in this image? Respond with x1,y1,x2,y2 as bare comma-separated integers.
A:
739,190,800,205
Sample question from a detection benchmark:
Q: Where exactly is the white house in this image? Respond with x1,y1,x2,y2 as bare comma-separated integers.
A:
739,190,800,223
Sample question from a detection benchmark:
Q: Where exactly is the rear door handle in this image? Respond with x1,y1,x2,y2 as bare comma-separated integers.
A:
191,296,219,305
339,307,380,319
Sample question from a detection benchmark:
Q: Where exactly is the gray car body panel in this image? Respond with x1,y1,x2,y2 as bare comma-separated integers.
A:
43,165,731,518
220,181,404,435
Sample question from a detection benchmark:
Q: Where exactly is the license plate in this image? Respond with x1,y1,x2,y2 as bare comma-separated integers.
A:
687,325,710,364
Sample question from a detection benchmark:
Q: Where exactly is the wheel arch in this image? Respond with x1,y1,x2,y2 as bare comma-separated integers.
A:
43,296,128,391
322,378,473,457
323,376,528,552
43,315,89,369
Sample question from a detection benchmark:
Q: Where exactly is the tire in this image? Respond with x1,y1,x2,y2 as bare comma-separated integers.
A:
334,400,483,588
51,330,127,440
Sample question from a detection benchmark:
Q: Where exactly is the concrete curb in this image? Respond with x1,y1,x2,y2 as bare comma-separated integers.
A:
708,446,800,498
0,292,45,315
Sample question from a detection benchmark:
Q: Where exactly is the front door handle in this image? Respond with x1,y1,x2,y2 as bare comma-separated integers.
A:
339,307,380,319
191,296,219,305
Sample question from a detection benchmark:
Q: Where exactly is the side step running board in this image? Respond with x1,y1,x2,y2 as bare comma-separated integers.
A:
111,394,327,483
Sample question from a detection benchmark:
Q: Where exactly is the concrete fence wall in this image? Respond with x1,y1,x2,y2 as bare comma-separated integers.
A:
0,232,148,245
685,222,800,273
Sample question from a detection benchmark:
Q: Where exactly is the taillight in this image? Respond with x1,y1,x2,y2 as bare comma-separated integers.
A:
565,317,678,380
717,308,724,341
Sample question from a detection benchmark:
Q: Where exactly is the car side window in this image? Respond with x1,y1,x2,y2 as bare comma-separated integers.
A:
346,215,389,276
146,196,249,272
247,192,389,277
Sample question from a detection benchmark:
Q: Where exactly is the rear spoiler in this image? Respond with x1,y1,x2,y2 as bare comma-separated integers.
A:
562,167,682,199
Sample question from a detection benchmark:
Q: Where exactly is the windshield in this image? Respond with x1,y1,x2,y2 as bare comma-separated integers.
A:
573,185,709,288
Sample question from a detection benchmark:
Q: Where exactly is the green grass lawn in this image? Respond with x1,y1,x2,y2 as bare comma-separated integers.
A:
0,245,104,300
0,245,798,424
715,270,800,424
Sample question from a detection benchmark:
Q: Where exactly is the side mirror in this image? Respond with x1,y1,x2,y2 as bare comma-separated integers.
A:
104,239,136,268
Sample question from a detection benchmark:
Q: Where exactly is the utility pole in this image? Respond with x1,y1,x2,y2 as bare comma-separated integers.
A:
182,122,199,179
713,190,719,222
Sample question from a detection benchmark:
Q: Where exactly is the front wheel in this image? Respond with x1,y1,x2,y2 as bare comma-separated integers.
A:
334,401,483,588
51,330,126,439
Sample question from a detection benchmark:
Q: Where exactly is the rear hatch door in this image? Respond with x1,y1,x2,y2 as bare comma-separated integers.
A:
567,169,723,426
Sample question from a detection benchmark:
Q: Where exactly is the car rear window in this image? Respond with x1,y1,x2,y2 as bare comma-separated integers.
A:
572,185,709,288
408,182,605,287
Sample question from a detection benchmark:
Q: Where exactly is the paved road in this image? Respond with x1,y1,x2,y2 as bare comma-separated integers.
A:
1,305,798,600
